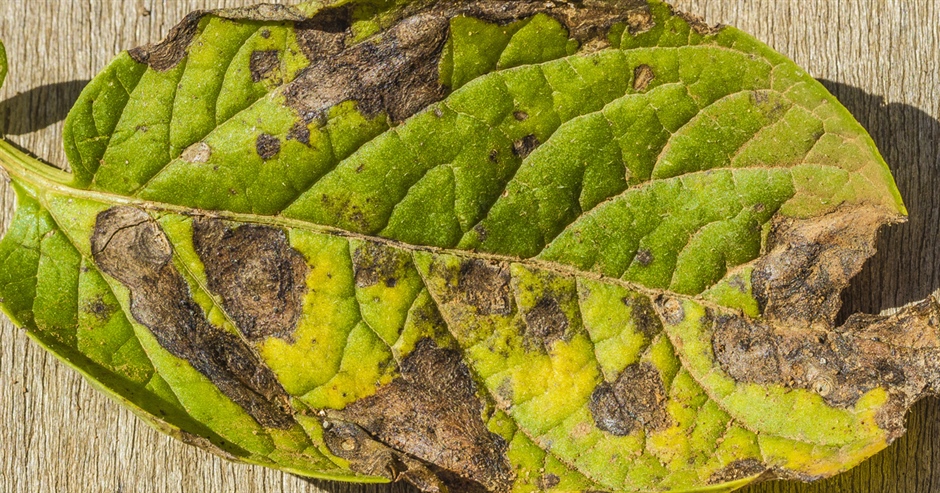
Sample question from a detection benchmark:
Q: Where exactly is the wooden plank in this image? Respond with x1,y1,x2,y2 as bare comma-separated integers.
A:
0,1,937,491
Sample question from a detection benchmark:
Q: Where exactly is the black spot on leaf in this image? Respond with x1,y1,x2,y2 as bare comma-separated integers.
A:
635,248,654,267
621,293,663,339
286,122,311,145
708,459,768,484
285,1,643,123
256,133,281,160
538,473,561,490
352,241,410,289
511,135,540,159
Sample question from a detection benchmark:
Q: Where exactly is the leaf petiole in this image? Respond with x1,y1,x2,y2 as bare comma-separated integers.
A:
0,138,74,187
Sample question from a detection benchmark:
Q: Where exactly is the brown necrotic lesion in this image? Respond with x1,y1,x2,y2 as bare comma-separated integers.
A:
351,240,410,289
285,0,645,122
325,338,514,493
454,259,513,316
91,206,296,429
588,362,670,436
713,207,940,435
192,216,308,342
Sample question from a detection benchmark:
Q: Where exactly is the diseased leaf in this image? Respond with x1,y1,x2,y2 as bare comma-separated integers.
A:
0,2,936,492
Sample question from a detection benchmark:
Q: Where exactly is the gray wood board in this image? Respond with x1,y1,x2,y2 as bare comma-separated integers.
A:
0,1,937,491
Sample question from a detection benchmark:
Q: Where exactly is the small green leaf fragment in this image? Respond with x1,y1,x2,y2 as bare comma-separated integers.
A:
0,40,7,90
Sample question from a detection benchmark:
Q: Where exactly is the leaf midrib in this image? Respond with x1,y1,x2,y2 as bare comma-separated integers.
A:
3,132,899,319
12,165,751,313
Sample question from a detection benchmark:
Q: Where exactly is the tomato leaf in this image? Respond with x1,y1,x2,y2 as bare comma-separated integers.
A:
0,2,937,492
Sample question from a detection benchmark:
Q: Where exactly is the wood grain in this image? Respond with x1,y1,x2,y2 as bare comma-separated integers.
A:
1,1,938,492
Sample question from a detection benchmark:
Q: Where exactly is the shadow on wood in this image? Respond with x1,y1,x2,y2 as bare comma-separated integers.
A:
825,80,940,317
0,79,88,135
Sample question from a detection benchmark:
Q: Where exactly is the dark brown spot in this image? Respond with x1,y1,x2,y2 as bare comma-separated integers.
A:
178,431,241,462
707,459,768,485
286,122,311,146
495,378,514,404
473,224,488,242
323,422,412,481
728,275,748,293
129,6,307,71
255,133,281,160
524,296,569,347
352,241,410,289
511,134,540,159
752,208,891,329
287,11,449,123
296,4,352,45
457,259,513,316
589,363,670,436
335,339,514,492
128,11,204,71
633,64,655,92
130,1,647,115
532,0,648,43
192,217,308,342
91,207,295,429
538,473,561,490
83,297,114,321
712,315,783,385
489,150,500,163
214,4,306,22
249,49,280,83
635,248,654,267
621,293,662,339
513,111,529,121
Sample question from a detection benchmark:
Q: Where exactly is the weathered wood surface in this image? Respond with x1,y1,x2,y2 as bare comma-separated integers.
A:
0,1,938,491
